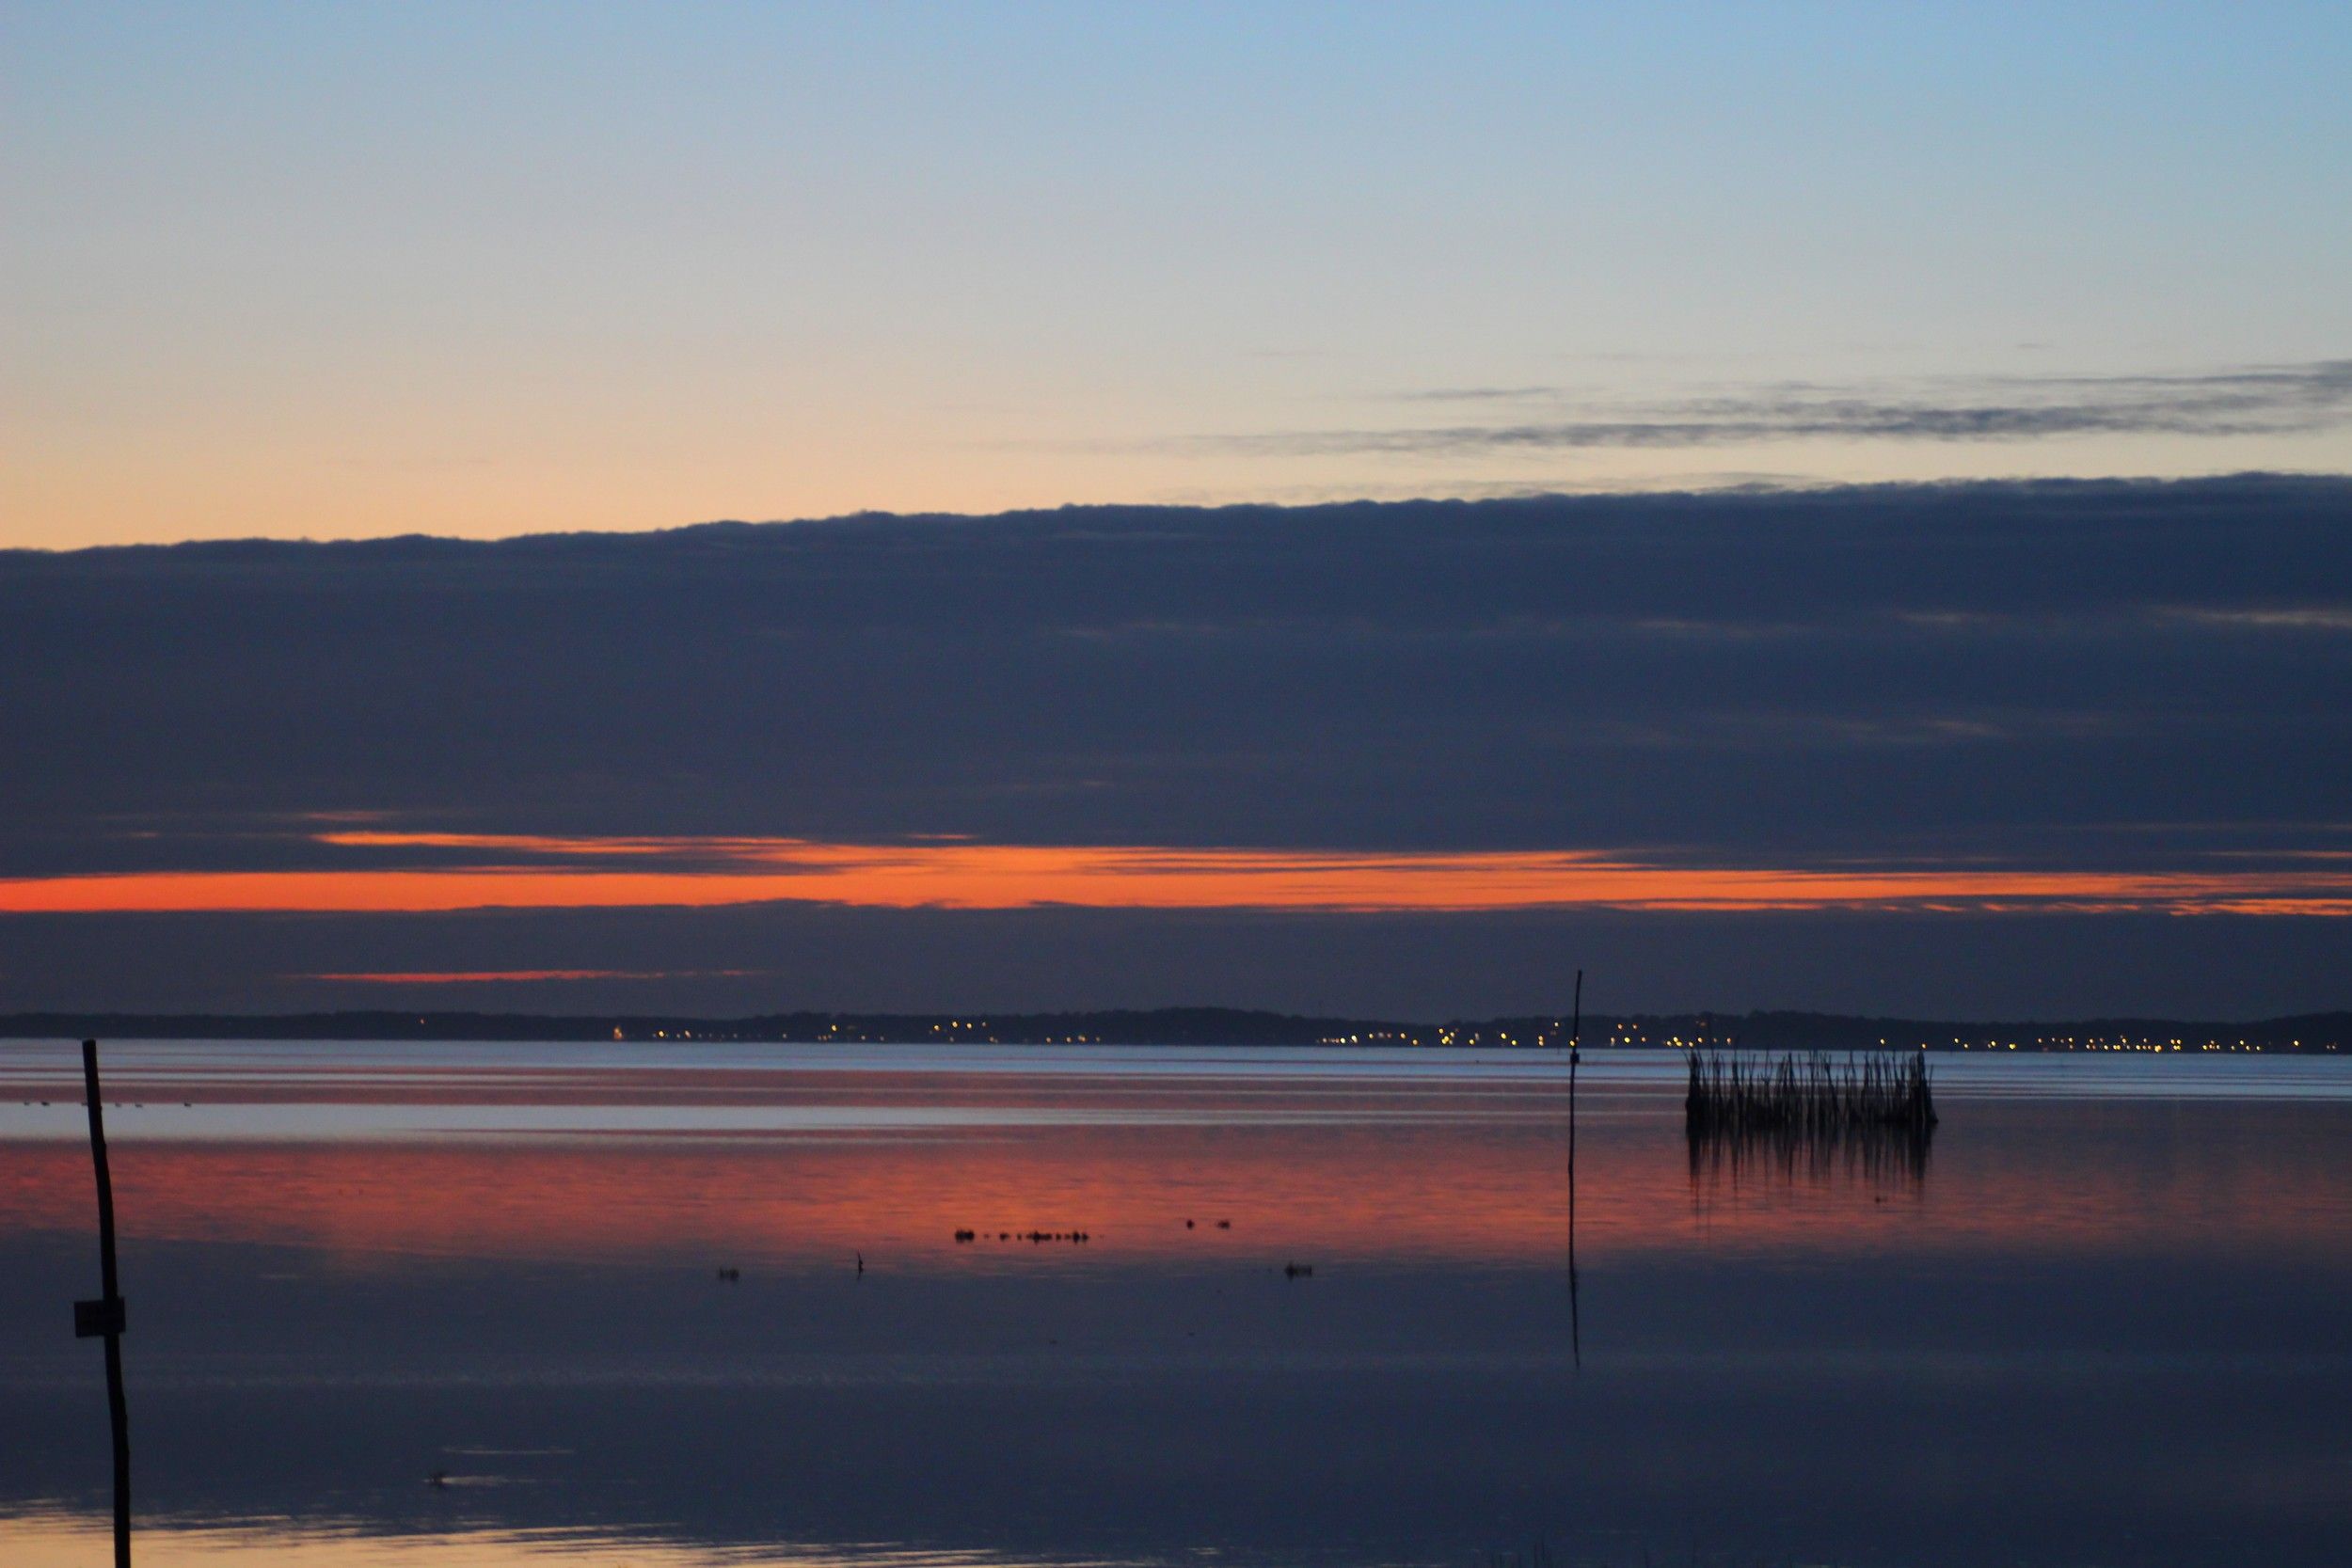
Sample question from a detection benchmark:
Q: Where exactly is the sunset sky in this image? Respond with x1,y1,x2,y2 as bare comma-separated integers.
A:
8,3,2350,546
5,5,2349,1017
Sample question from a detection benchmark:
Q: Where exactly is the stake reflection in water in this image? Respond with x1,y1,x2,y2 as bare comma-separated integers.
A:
1688,1116,1936,1194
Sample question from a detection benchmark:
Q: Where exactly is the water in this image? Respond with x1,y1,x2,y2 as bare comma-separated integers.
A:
2,1041,2348,1567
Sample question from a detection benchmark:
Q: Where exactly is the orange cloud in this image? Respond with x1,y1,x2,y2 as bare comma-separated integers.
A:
2,832,2349,916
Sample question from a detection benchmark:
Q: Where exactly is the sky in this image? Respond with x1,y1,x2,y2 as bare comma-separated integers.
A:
3,6,2349,1018
6,3,2351,546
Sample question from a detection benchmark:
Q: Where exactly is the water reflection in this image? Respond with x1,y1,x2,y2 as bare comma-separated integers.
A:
2,1042,2350,1568
0,1513,1047,1568
1688,1118,1934,1196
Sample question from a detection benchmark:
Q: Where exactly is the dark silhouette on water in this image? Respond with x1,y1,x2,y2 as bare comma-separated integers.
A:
1686,1049,1937,1195
74,1039,132,1568
1686,1048,1936,1137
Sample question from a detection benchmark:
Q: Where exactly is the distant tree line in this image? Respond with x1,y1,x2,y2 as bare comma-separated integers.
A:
1,1006,2344,1052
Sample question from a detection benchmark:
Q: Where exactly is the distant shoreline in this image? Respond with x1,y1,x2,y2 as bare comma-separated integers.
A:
0,1007,2344,1053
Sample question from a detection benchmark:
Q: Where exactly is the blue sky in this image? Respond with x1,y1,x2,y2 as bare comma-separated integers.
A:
7,3,2349,545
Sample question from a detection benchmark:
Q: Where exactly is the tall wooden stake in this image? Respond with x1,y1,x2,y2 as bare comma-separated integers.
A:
1568,969,1582,1139
77,1039,132,1568
1567,970,1581,1370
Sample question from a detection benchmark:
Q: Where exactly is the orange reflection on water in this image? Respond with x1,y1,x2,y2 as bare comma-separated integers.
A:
0,1514,927,1568
3,1101,2348,1268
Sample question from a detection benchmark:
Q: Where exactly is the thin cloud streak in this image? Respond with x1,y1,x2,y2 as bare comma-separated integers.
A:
1211,360,2352,455
3,832,2349,916
304,969,765,984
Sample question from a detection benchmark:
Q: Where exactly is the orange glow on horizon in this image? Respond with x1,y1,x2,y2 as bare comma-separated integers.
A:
1,832,2349,915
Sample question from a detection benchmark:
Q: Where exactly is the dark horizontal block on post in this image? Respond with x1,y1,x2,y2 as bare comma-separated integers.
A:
74,1296,126,1338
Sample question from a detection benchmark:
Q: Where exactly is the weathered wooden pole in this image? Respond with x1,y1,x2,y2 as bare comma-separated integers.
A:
76,1039,132,1568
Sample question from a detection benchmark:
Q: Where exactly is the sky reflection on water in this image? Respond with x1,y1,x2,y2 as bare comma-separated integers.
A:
3,1042,2350,1567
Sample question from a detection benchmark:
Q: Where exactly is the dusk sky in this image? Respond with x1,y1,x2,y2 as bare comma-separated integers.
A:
10,3,2351,545
5,5,2350,1018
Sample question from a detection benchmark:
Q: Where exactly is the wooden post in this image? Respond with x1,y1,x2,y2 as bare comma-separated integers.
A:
1566,969,1582,1180
77,1039,132,1568
1567,971,1581,1370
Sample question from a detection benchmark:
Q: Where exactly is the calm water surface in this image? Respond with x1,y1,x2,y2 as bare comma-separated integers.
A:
2,1041,2348,1568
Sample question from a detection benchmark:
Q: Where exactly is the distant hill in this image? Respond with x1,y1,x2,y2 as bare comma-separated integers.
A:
1,1007,2344,1052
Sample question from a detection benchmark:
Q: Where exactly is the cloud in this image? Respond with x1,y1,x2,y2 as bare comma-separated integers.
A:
2155,606,2352,633
1214,360,2352,455
4,475,2348,864
4,476,2350,1010
300,969,766,983
8,832,2351,917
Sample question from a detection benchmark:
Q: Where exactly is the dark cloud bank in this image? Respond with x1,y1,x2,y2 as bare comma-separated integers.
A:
4,475,2349,1016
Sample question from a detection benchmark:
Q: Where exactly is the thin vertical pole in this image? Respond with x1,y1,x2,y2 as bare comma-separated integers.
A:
1567,971,1581,1370
1567,971,1582,1139
82,1039,131,1568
